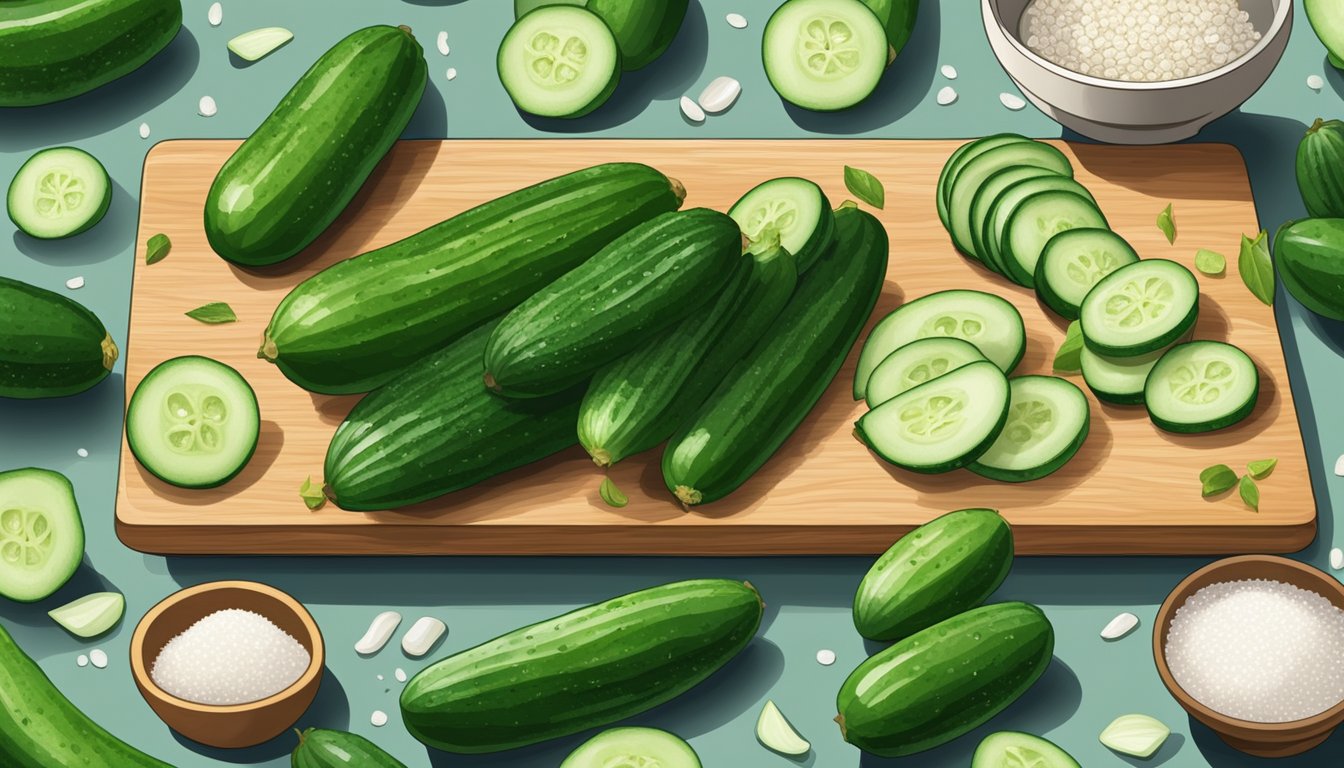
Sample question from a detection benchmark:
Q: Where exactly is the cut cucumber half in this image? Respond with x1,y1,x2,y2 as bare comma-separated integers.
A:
969,376,1089,483
7,147,111,239
762,0,890,112
1079,259,1199,357
498,6,621,118
1035,228,1139,320
865,337,986,408
730,177,835,273
1144,341,1259,433
126,356,261,489
1081,343,1172,406
947,141,1073,260
855,289,1026,398
227,27,294,62
48,591,124,638
1001,190,1108,288
973,731,1081,768
561,727,701,768
983,176,1096,282
856,360,1010,473
0,468,84,603
757,700,810,756
937,134,1030,233
970,165,1069,273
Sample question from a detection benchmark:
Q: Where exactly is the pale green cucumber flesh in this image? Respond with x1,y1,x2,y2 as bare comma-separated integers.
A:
970,165,1067,274
1002,191,1107,288
948,142,1073,259
498,6,620,118
48,592,125,638
0,468,84,603
938,135,1031,236
973,731,1082,768
984,176,1096,282
1144,341,1258,433
7,147,111,239
730,177,832,270
968,376,1089,483
1081,343,1171,405
1079,259,1199,356
1035,228,1139,320
864,336,986,408
561,728,701,768
763,0,889,111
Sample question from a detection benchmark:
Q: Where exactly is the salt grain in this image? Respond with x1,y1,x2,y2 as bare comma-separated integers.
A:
198,96,218,117
77,654,89,667
436,31,450,57
445,68,457,82
151,609,311,706
77,448,88,458
355,611,401,655
138,122,151,139
401,616,446,657
999,92,1027,111
1335,454,1344,476
680,96,706,123
816,649,836,666
90,649,107,668
726,13,748,30
698,76,741,114
207,2,222,27
371,710,388,727
1309,74,1326,91
65,276,84,290
941,64,958,80
1101,612,1140,640
376,674,384,681
1331,548,1344,571
394,667,407,683
936,86,958,105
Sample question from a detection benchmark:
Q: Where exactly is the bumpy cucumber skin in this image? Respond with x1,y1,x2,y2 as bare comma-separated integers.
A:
837,602,1055,758
0,624,172,766
485,208,742,399
588,0,689,70
853,509,1013,642
8,148,112,239
0,276,117,399
579,244,797,467
1298,119,1344,218
263,163,682,395
0,0,181,107
401,579,763,754
968,377,1091,483
861,0,919,56
205,25,426,267
1274,217,1344,321
663,206,888,506
292,728,407,768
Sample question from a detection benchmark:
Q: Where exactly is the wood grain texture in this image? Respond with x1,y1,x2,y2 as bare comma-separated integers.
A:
116,139,1315,555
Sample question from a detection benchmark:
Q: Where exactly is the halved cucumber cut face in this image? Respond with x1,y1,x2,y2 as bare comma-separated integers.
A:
127,356,261,489
969,376,1090,483
763,0,889,111
1002,191,1108,288
1081,343,1172,405
937,134,1030,232
730,177,833,272
0,468,84,603
7,147,111,239
985,176,1096,283
857,360,1010,473
498,6,621,118
1035,228,1139,320
971,165,1068,272
865,336,986,407
972,731,1082,768
560,727,702,768
1144,341,1259,433
948,142,1073,260
1079,259,1199,357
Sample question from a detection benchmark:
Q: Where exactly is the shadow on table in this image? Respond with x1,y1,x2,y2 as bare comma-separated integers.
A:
0,373,126,453
405,78,451,139
12,180,137,267
1189,715,1344,766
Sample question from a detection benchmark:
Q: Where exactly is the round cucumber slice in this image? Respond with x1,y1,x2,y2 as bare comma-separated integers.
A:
865,336,986,408
984,176,1096,283
970,165,1069,273
1081,343,1171,406
1079,259,1199,357
969,376,1090,483
1001,191,1108,288
947,141,1073,261
762,0,889,112
561,727,701,768
1035,228,1139,320
498,6,621,118
1144,341,1259,433
7,147,111,239
937,134,1030,233
126,356,261,489
0,468,84,603
973,731,1081,768
730,177,834,272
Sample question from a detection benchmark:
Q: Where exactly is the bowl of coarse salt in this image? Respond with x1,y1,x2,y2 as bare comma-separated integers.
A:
1154,555,1344,757
983,0,1292,144
130,580,325,749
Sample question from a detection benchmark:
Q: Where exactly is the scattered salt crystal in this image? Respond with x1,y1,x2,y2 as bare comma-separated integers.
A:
940,64,958,79
936,86,958,105
395,667,407,682
198,96,218,117
90,649,108,668
151,609,310,705
698,76,741,114
1335,454,1344,476
207,2,222,27
999,92,1027,111
1332,548,1344,571
138,122,151,139
77,654,89,667
76,448,88,458
726,13,748,30
1101,612,1140,640
680,96,706,123
445,68,457,81
371,710,388,727
376,674,384,681
436,31,450,56
65,276,84,290
355,611,401,655
816,649,836,666
1309,75,1326,91
402,616,446,657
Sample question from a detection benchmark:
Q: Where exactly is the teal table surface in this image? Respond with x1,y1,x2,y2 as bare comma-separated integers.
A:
3,1,1344,766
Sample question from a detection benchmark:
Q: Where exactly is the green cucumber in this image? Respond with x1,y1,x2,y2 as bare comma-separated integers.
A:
968,376,1090,483
729,177,835,273
401,579,762,753
292,728,407,768
1078,259,1199,357
562,728,700,768
579,242,797,467
983,176,1096,281
0,623,172,766
498,6,620,118
0,469,84,603
262,163,684,395
1081,343,1172,406
1001,191,1108,288
763,0,890,112
205,25,427,267
1297,119,1344,218
947,141,1073,260
853,508,1013,642
938,135,1031,236
0,0,181,107
662,205,888,507
1034,228,1139,320
861,0,919,55
0,276,118,399
588,0,689,70
836,602,1055,758
974,732,1081,768
8,147,111,239
970,165,1069,274
484,208,742,399
48,592,124,638
516,0,586,15
1306,0,1344,72
1144,341,1259,433
1274,217,1344,321
864,337,986,408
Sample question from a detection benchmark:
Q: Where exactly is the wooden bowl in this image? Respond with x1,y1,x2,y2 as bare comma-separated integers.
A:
130,580,324,748
1153,555,1344,757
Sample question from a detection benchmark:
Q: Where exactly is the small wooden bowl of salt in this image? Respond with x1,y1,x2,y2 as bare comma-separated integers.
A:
130,580,325,748
1154,555,1344,757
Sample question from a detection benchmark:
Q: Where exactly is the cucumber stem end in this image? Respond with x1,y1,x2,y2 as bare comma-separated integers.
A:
590,449,612,468
1309,117,1326,135
673,485,701,509
669,177,687,206
835,714,848,740
100,333,119,371
259,335,278,362
484,372,501,393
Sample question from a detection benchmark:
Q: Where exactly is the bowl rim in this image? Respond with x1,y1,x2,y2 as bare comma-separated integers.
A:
129,579,325,714
983,0,1293,90
1152,554,1344,733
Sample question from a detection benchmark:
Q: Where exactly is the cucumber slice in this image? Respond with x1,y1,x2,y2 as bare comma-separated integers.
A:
970,165,1068,273
561,727,701,768
515,0,586,16
730,177,835,272
973,731,1081,768
983,176,1096,282
947,142,1073,260
1079,259,1199,357
498,6,621,118
1144,341,1259,433
762,0,889,112
865,337,986,408
48,591,124,638
1002,191,1108,288
1035,228,1139,320
126,356,261,489
937,134,1030,233
757,700,810,756
855,289,1026,398
1081,344,1171,406
227,27,294,62
0,468,84,603
7,147,111,239
969,376,1090,483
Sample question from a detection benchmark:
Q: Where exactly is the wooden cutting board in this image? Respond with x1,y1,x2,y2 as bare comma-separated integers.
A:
116,139,1314,555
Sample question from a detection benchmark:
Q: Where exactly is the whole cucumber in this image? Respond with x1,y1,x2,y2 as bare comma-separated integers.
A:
1297,118,1344,218
1274,217,1344,321
291,728,406,768
0,276,118,399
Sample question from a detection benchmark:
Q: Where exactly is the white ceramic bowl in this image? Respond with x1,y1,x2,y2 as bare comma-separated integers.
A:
982,0,1292,144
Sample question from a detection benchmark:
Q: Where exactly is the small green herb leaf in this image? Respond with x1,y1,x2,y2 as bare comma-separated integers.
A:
299,476,325,510
1157,204,1177,244
1239,230,1275,305
1239,474,1260,512
1053,321,1084,374
1194,249,1225,276
145,233,171,265
599,477,628,508
1199,464,1238,497
185,302,237,324
1247,458,1277,480
843,166,885,209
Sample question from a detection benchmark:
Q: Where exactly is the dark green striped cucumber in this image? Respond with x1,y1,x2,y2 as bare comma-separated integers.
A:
578,241,797,467
262,163,684,395
663,205,888,507
401,579,762,753
0,0,181,107
513,1,689,71
1297,118,1344,218
1275,217,1344,321
837,602,1055,758
324,320,582,511
0,623,173,767
0,276,117,399
862,0,920,56
292,728,406,768
484,208,742,399
205,25,426,267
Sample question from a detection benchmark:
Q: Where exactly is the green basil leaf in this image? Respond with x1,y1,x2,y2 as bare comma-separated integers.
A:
843,166,885,209
1247,458,1277,480
1052,321,1084,374
145,233,171,265
599,476,629,508
1199,464,1238,497
1194,248,1225,276
1239,230,1275,305
1157,204,1176,244
1239,474,1260,512
185,302,237,324
299,476,325,511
